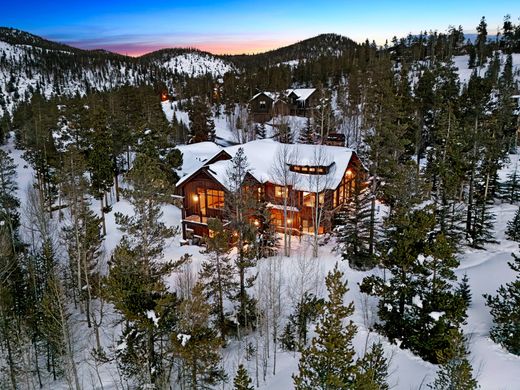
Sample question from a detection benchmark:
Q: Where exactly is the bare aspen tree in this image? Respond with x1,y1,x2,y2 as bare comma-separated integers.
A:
306,146,335,258
229,104,254,144
270,144,298,257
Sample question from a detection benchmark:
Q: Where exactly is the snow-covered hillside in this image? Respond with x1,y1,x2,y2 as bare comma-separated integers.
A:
160,52,234,77
452,53,520,84
4,124,520,388
0,40,154,118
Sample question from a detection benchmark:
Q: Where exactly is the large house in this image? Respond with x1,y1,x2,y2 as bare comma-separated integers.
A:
249,88,318,122
175,139,364,242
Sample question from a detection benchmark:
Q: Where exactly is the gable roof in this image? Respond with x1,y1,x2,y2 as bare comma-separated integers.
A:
177,139,356,193
250,88,317,104
250,91,277,101
287,88,316,102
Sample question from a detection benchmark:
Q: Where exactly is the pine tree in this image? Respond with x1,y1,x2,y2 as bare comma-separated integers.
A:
187,97,215,143
429,331,479,390
354,343,389,390
199,218,238,341
457,273,472,308
105,152,184,385
233,364,254,390
173,282,225,388
336,166,374,270
293,264,358,389
299,116,315,144
475,17,488,67
87,113,113,236
291,292,324,347
505,206,520,241
361,206,467,363
484,252,520,355
255,122,266,139
279,320,297,352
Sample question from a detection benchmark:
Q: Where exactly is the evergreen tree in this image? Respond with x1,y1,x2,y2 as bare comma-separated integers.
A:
475,17,488,67
293,264,358,389
87,110,113,236
361,207,467,363
104,153,183,386
354,343,389,390
484,252,520,355
173,282,225,388
279,320,297,352
255,122,266,139
335,166,375,270
505,206,520,241
199,218,238,341
429,331,479,390
233,364,254,390
299,116,315,144
457,273,472,308
187,97,215,143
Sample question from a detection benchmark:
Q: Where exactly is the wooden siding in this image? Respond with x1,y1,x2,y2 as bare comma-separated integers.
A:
178,152,365,241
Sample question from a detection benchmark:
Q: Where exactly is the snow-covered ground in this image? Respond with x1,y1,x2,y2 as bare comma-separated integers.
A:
452,53,520,84
3,128,520,389
160,52,235,77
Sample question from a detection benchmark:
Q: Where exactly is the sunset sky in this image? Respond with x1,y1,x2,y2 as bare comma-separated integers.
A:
2,0,518,56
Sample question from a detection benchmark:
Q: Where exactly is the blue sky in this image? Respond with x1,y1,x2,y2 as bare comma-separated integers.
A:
1,0,518,55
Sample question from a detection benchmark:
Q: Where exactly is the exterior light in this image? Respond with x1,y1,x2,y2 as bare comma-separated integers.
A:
254,220,260,227
193,194,199,202
287,218,292,224
346,169,353,177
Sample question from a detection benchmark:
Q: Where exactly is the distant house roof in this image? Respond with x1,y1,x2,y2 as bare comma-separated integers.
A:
250,88,317,103
250,91,277,101
177,139,355,193
287,88,316,102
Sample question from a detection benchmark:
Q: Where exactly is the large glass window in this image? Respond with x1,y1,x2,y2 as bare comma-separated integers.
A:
275,186,288,199
303,192,325,207
207,189,225,209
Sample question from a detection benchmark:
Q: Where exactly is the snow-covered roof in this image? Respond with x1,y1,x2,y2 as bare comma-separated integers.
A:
176,142,222,177
250,91,277,101
250,89,316,103
287,88,316,102
177,139,355,193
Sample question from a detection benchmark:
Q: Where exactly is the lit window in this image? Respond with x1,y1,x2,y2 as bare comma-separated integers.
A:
259,100,266,109
275,186,288,198
207,189,225,209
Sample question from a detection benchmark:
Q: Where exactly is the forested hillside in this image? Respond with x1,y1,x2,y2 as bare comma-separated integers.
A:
1,14,520,390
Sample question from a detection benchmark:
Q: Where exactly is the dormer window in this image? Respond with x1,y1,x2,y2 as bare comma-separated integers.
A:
289,164,330,175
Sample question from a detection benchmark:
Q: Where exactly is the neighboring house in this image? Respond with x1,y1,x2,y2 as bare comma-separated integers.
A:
249,88,317,122
175,139,365,242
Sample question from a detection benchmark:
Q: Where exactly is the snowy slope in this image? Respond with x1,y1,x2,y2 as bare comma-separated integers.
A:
0,40,156,118
160,52,234,77
5,123,520,388
452,53,520,84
